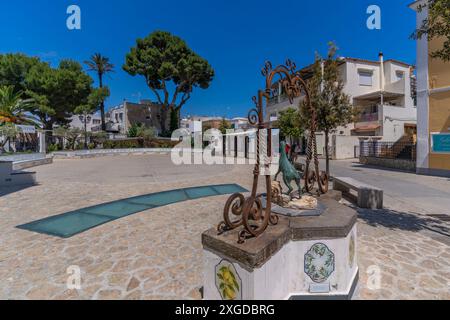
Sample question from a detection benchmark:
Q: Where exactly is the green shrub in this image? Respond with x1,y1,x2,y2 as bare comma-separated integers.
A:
103,139,142,149
127,123,140,138
99,137,178,150
47,143,59,153
143,138,178,148
89,131,108,148
75,142,85,150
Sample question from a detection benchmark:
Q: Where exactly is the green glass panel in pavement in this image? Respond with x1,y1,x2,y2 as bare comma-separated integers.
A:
17,212,113,238
83,201,152,218
128,190,188,206
212,184,247,195
184,186,219,199
16,184,248,238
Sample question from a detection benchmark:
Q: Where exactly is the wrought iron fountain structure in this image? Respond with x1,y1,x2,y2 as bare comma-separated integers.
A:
218,59,329,243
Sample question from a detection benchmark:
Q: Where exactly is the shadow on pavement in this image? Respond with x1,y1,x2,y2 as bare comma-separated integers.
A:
349,162,417,175
355,206,450,238
0,184,36,197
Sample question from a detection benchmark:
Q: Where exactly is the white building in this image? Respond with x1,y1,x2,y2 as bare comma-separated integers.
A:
180,116,250,133
69,113,103,132
180,116,220,133
267,53,417,159
230,117,250,130
105,104,125,133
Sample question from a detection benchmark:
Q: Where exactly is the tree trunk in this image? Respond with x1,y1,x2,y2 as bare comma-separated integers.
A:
0,137,9,152
160,107,168,135
324,129,330,176
99,74,106,131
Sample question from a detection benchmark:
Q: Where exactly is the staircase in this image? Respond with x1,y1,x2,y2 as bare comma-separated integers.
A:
391,135,416,160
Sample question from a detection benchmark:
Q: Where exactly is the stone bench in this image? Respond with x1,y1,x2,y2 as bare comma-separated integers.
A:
0,161,36,187
333,177,383,209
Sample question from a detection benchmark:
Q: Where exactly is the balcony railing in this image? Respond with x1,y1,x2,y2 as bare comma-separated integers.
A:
357,113,379,122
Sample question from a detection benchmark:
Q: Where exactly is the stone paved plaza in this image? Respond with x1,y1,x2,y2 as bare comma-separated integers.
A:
0,155,449,300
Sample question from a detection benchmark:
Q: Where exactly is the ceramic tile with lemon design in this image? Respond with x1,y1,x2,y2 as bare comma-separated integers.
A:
215,260,242,300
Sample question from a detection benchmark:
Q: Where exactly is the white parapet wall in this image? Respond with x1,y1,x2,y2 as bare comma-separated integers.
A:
332,135,360,160
204,226,358,300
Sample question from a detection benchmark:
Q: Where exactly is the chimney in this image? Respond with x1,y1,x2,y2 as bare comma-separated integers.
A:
379,52,385,90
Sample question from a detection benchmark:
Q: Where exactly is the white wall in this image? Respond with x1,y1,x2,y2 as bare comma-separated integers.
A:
344,61,381,99
381,106,417,141
266,97,302,121
412,1,430,170
332,135,360,159
69,114,102,132
189,121,202,133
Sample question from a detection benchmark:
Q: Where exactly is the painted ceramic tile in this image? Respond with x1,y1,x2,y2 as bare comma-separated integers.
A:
349,234,355,268
304,243,335,283
215,260,242,300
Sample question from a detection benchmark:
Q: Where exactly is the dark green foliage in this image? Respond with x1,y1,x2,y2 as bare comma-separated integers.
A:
0,54,42,93
278,108,304,140
219,118,232,134
127,123,140,138
412,0,450,61
300,42,354,175
25,59,93,130
123,31,214,133
84,53,114,130
0,53,95,130
46,143,59,153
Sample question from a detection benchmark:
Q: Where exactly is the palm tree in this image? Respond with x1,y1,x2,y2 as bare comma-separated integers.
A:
0,86,38,125
84,53,114,131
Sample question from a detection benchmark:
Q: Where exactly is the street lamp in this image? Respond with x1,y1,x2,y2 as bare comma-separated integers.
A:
79,114,92,150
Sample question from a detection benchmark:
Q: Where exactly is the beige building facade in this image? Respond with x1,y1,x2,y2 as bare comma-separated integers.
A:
106,100,168,136
411,0,450,177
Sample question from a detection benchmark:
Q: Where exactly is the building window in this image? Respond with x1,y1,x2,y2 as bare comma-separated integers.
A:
358,70,373,86
93,119,101,125
395,70,404,81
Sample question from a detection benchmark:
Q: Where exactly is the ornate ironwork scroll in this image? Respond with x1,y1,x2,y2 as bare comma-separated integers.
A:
218,59,329,243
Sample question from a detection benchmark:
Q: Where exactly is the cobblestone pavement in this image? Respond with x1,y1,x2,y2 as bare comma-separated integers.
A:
0,155,449,300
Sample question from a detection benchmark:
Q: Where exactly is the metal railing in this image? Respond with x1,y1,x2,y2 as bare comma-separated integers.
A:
360,141,416,161
358,113,379,122
267,93,289,107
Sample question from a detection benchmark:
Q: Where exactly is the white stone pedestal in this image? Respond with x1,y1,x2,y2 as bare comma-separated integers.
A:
202,195,358,300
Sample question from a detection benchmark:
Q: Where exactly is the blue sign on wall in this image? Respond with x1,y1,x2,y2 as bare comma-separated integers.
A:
431,133,450,153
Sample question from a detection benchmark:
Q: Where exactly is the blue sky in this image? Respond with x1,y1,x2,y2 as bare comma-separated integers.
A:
0,0,417,118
